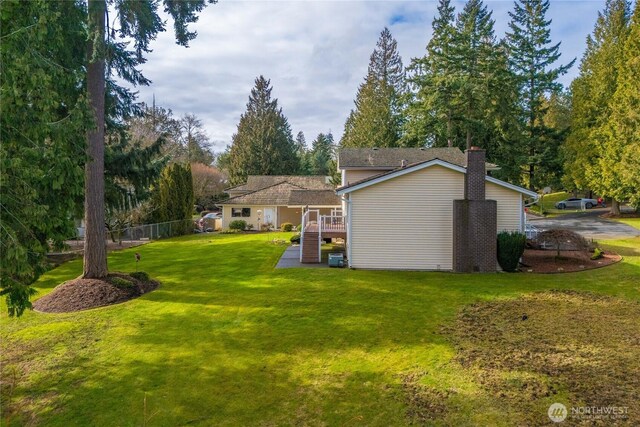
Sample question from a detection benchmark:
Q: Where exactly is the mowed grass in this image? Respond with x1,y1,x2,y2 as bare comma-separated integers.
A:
610,217,640,230
2,233,639,426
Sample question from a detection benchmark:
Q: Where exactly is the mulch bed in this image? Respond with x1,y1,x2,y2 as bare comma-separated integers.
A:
33,273,159,313
520,249,621,273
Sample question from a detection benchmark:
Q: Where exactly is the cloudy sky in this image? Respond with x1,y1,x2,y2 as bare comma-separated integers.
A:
129,0,605,151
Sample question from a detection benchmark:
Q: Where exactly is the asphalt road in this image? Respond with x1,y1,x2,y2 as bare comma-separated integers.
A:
527,208,640,240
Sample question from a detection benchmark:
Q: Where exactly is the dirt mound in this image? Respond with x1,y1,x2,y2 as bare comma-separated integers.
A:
33,273,159,313
444,291,640,425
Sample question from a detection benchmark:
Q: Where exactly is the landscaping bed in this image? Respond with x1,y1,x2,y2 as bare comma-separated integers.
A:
33,272,158,313
520,249,621,273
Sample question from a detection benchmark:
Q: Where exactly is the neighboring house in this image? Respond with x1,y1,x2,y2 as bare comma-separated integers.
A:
299,147,537,271
220,176,340,230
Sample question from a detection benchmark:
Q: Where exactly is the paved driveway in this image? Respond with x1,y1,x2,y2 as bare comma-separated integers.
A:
528,209,640,240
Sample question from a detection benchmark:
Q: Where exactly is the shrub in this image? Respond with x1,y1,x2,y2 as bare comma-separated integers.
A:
591,247,603,260
246,223,254,230
497,231,526,272
290,234,301,244
280,222,294,232
219,229,241,234
536,229,590,258
261,222,273,232
129,271,150,282
229,220,247,231
109,276,134,289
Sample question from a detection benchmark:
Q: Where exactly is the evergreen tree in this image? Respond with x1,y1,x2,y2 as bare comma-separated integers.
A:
228,76,299,185
295,131,312,175
451,0,501,150
564,0,630,213
0,0,90,316
340,28,404,147
310,133,334,176
404,0,459,147
83,0,213,279
601,1,639,211
505,0,575,190
152,163,194,235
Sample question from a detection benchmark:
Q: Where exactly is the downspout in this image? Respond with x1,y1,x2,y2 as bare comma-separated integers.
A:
340,195,352,268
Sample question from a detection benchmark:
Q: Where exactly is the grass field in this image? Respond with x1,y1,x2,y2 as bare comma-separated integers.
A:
2,232,639,426
610,217,640,230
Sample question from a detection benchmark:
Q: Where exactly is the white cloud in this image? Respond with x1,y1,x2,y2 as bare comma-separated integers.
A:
129,0,604,151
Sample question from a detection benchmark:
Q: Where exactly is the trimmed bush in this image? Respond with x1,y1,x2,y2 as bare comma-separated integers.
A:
497,231,526,272
229,220,247,231
290,234,301,244
129,271,150,282
280,222,294,232
219,229,241,234
109,277,134,289
591,247,603,260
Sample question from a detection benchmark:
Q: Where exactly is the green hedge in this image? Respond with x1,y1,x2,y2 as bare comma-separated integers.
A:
497,231,526,272
229,220,247,231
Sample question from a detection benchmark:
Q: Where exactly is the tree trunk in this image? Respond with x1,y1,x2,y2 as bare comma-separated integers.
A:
83,0,108,278
610,199,621,216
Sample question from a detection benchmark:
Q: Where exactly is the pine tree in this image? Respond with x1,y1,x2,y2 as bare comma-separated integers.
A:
340,28,404,147
0,0,90,316
601,1,639,211
564,0,630,213
310,133,334,175
83,0,213,278
505,0,575,190
228,76,299,185
295,131,312,175
404,0,459,147
451,0,501,150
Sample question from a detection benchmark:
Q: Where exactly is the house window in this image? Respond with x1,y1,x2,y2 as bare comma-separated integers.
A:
232,207,251,217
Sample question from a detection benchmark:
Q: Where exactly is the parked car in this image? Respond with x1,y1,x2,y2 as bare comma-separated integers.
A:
198,212,221,231
555,198,598,210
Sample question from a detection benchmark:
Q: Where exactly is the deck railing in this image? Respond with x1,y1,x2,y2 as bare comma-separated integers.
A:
319,215,346,233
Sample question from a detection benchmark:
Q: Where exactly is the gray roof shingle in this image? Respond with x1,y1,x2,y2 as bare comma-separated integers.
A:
222,182,340,206
226,175,332,193
338,147,497,169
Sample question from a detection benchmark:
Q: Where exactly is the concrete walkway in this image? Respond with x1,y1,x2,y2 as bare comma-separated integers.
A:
275,245,329,269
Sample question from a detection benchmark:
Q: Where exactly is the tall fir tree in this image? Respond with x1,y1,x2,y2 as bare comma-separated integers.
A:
310,133,334,176
294,131,312,175
83,0,213,279
451,0,502,150
505,0,575,190
404,0,459,147
0,0,91,316
228,76,299,185
564,0,630,213
340,28,404,147
600,0,639,211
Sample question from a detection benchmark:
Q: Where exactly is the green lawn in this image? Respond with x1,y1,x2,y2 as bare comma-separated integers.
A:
2,233,639,426
610,217,640,230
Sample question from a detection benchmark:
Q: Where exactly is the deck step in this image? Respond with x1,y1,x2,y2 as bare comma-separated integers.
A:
301,231,320,263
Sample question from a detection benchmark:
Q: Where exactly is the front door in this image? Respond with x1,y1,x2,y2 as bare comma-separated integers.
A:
263,208,275,227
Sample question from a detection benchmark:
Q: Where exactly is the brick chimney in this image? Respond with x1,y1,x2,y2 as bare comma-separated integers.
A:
465,146,486,200
452,147,497,272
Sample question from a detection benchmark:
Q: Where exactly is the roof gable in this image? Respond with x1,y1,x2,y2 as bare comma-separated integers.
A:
336,159,537,198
